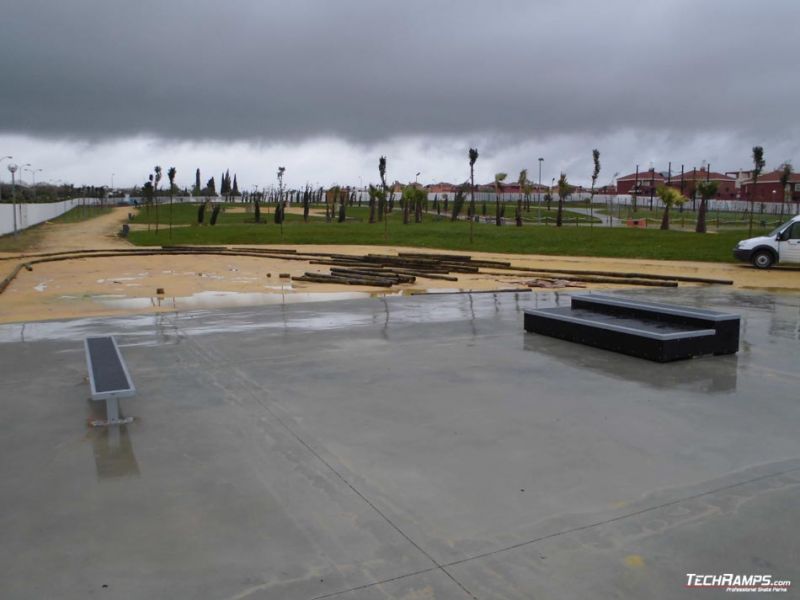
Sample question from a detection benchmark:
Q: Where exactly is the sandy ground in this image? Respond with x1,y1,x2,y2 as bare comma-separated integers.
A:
2,207,799,323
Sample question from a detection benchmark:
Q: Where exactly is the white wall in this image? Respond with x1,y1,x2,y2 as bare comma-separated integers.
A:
0,198,102,237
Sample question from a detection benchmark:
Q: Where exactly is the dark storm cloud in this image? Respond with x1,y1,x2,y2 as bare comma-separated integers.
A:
1,0,798,143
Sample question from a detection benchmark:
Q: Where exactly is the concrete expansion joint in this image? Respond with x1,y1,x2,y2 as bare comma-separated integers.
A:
175,318,480,600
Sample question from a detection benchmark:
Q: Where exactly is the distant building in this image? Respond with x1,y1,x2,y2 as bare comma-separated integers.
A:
668,168,737,200
427,182,460,193
740,168,800,203
616,169,665,196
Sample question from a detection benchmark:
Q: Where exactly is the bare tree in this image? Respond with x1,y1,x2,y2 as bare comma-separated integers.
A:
167,167,176,238
556,173,570,227
779,163,793,217
469,148,478,242
277,166,286,237
494,172,507,225
748,146,765,236
590,149,600,229
379,157,389,240
516,169,527,226
153,166,162,234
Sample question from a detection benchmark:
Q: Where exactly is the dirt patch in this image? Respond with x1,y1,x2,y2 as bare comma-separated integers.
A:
3,244,799,324
0,207,132,256
2,210,800,323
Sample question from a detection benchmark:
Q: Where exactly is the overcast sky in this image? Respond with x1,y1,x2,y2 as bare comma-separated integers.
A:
1,0,798,189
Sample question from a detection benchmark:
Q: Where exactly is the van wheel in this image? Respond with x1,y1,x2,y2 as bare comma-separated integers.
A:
752,250,774,269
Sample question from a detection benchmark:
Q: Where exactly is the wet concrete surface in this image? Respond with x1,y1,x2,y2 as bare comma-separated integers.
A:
0,288,798,599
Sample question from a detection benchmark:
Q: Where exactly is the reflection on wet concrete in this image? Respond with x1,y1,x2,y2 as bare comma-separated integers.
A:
523,334,739,393
95,290,405,311
1,285,799,599
87,425,140,480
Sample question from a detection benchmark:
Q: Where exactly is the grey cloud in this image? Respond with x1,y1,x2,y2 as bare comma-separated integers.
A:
1,0,798,144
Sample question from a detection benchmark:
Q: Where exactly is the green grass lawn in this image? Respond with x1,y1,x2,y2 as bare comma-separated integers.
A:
0,226,43,253
128,208,771,262
50,206,113,223
596,205,791,229
131,202,597,226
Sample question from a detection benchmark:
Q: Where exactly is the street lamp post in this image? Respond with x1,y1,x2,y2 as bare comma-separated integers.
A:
25,167,43,201
537,158,544,224
7,163,19,236
18,163,31,185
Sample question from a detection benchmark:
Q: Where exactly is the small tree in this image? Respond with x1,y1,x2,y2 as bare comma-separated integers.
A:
590,149,600,229
469,148,478,242
451,186,467,221
516,169,527,226
656,185,687,230
277,166,286,236
144,176,154,232
402,185,412,225
368,184,377,223
556,173,570,227
779,163,793,217
167,167,177,238
153,166,162,234
379,157,388,239
302,185,310,223
194,168,201,195
696,180,718,233
748,146,765,236
493,172,507,225
210,204,221,225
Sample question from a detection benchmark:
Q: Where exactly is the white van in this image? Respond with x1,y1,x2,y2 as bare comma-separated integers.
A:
734,215,800,268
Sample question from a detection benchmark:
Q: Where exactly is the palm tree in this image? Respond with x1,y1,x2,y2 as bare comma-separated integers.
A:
167,167,177,238
656,185,687,230
748,146,765,236
153,166,162,234
469,148,478,242
779,163,793,217
556,173,570,227
696,180,718,233
516,169,527,226
590,149,600,229
493,172,507,226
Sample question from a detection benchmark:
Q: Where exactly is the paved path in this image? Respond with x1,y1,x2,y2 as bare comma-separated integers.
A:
569,206,624,227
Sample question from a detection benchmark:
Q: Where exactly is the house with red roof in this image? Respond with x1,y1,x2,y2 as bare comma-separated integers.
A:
740,167,800,204
615,169,665,196
667,168,737,200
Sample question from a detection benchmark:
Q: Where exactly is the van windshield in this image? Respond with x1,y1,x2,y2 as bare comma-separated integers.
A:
767,219,794,237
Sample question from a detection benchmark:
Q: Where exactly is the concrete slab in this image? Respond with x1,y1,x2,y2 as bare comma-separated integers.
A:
0,288,798,599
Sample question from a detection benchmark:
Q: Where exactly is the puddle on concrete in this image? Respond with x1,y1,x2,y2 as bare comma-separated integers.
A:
94,289,407,310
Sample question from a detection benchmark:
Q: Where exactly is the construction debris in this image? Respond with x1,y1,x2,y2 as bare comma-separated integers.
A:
0,246,731,296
